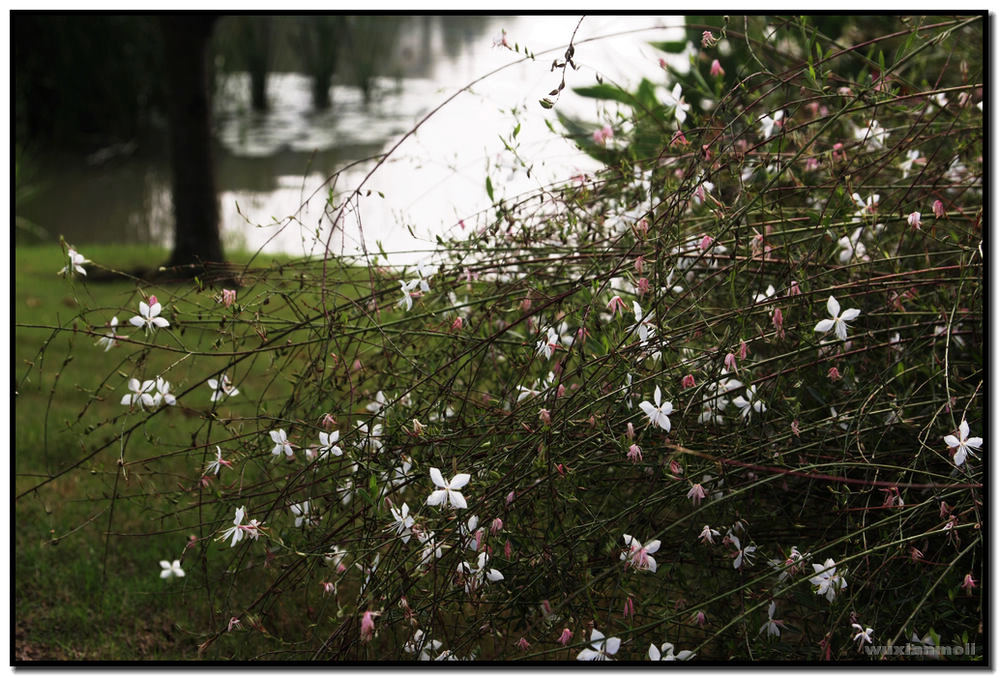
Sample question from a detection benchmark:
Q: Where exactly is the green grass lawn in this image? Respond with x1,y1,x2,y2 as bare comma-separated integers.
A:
14,243,377,660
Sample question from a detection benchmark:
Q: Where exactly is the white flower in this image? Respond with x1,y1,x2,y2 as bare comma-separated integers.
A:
536,326,561,360
814,295,861,342
456,552,503,592
426,467,470,509
809,558,848,602
851,192,880,221
366,391,388,416
944,419,982,467
648,642,694,661
290,501,315,527
732,385,766,421
397,278,421,311
318,430,342,459
699,525,720,544
852,623,874,650
759,110,784,139
96,316,121,351
159,559,185,579
121,378,156,409
459,515,481,551
759,601,782,637
404,629,443,661
639,386,673,432
270,429,294,458
205,446,231,476
207,374,239,402
417,530,444,567
838,227,867,263
389,502,415,543
661,83,690,127
621,533,660,573
129,298,170,332
152,377,176,407
577,629,620,661
630,301,655,345
898,149,921,179
220,506,247,548
59,247,90,277
729,532,757,569
854,119,888,149
356,421,384,453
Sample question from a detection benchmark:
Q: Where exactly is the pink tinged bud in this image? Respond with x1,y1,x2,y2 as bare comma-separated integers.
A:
909,546,923,561
788,280,802,296
682,374,696,389
148,295,158,306
693,610,707,627
337,562,347,573
541,599,553,616
627,444,643,463
962,573,977,592
221,289,237,307
805,157,820,172
724,352,738,371
351,359,363,372
634,256,645,274
558,628,573,645
636,277,650,296
607,295,627,314
832,142,846,162
360,610,378,643
635,218,649,237
228,617,241,632
701,30,716,47
538,408,551,425
626,422,635,440
739,340,749,360
670,130,689,147
556,385,566,398
791,419,800,436
322,581,335,595
907,212,922,229
933,199,945,219
940,501,951,518
521,297,532,311
699,234,714,250
772,308,784,338
490,518,503,534
504,539,513,559
623,596,635,619
658,58,668,70
710,59,724,77
506,490,516,506
701,145,712,161
451,316,463,330
592,129,605,145
670,459,682,476
827,366,842,381
474,528,486,551
517,637,531,650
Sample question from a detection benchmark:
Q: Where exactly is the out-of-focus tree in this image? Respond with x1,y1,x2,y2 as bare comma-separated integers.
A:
297,16,348,110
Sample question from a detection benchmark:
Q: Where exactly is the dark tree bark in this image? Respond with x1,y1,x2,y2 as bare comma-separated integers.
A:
160,15,224,270
237,16,271,112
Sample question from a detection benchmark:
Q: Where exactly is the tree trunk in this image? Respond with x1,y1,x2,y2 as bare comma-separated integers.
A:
160,15,224,270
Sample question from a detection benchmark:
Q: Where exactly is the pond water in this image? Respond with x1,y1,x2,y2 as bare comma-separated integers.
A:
19,15,686,265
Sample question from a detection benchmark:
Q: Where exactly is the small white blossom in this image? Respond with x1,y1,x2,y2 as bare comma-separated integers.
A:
96,316,121,351
129,297,170,332
759,110,784,139
270,429,294,458
649,642,694,661
944,419,982,467
318,430,343,459
621,533,660,573
159,559,185,579
809,558,848,602
388,502,415,543
577,629,620,661
814,295,861,342
426,467,470,509
639,386,673,432
207,374,239,402
121,378,156,409
732,385,766,421
59,247,90,277
852,623,874,650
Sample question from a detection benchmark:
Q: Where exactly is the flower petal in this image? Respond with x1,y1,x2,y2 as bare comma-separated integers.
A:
426,489,447,506
429,467,446,489
449,490,468,509
840,308,861,322
449,473,471,490
814,319,835,333
826,296,840,318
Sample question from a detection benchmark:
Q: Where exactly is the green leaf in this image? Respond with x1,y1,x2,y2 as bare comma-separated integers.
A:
538,97,554,109
649,39,688,53
572,84,635,106
486,176,495,202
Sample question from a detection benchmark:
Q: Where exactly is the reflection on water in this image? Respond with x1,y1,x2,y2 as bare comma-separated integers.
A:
20,15,684,264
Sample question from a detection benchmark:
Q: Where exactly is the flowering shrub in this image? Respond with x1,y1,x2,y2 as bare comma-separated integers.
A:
20,15,982,661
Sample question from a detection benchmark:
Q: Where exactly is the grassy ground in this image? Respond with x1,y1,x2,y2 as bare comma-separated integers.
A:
14,243,370,660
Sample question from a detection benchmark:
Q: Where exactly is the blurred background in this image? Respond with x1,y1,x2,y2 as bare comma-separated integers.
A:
14,14,684,264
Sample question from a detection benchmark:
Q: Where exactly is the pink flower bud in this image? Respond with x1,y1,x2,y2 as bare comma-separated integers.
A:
961,573,977,592
827,366,842,381
907,212,922,229
634,256,645,274
804,157,820,172
772,307,784,339
692,610,707,627
700,234,714,250
516,637,531,650
791,420,800,436
148,295,158,306
360,610,379,643
681,374,696,389
670,459,682,476
627,444,643,463
933,199,945,219
556,384,566,398
451,316,463,330
739,340,749,360
521,297,532,311
607,295,627,314
504,539,513,559
626,422,635,440
710,59,724,77
658,57,668,70
687,483,706,506
636,277,650,296
220,289,237,308
490,518,503,534
538,408,551,425
506,490,516,506
788,280,802,296
228,617,241,632
701,30,717,47
558,628,573,645
671,130,689,147
832,142,846,162
623,595,635,619
635,218,649,237
322,581,335,595
724,352,738,372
